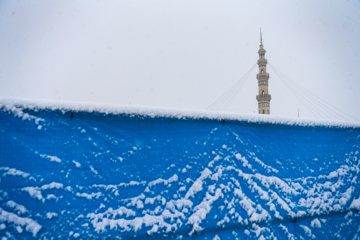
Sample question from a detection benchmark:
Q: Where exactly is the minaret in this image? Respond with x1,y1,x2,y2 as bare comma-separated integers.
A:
256,29,271,114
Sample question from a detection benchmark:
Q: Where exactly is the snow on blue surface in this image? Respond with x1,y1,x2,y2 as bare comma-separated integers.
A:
0,100,360,239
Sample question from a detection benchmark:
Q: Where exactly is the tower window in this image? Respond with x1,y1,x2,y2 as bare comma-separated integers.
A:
262,90,264,96
263,110,265,114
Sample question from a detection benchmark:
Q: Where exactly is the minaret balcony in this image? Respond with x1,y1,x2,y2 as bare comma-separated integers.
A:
256,73,269,80
257,59,267,66
256,94,271,102
258,49,266,54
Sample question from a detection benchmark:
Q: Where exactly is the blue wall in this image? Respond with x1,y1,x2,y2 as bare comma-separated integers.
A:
1,107,360,239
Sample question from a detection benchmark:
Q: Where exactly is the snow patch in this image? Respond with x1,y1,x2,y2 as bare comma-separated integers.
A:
300,225,315,239
40,154,61,163
0,167,32,179
350,198,360,210
6,201,27,215
46,212,58,219
185,168,212,199
148,174,178,188
76,192,102,200
0,208,42,237
187,188,223,235
310,218,321,228
72,160,81,167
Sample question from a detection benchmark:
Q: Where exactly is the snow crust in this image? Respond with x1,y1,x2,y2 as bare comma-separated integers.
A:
1,97,359,128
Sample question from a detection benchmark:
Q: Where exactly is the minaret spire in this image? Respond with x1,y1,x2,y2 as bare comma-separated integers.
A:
256,29,271,114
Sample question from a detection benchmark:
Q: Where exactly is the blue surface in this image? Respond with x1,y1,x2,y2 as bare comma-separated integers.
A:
0,107,360,239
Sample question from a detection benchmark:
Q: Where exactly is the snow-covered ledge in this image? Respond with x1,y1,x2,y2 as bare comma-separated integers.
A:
1,97,359,128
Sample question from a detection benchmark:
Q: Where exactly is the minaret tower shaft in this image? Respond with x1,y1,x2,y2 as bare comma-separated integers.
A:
256,29,271,114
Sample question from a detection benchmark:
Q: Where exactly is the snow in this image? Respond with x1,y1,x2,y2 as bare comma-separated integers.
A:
350,198,360,210
311,218,322,228
89,165,98,175
46,212,58,219
0,208,42,237
0,167,32,179
235,153,252,170
76,192,102,200
21,182,63,202
185,168,212,199
148,174,178,188
73,160,81,167
300,225,315,239
187,188,223,235
40,154,62,163
279,224,294,239
253,157,279,173
0,223,5,230
1,97,359,128
22,187,44,202
213,235,221,240
41,182,63,190
6,201,27,215
88,213,177,234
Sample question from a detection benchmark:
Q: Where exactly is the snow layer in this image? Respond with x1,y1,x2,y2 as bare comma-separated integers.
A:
1,97,359,128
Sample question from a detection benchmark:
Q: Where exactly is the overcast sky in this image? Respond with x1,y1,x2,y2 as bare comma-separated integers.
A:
1,0,360,120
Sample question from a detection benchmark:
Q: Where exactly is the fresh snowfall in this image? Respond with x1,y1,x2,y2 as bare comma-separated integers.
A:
0,99,360,239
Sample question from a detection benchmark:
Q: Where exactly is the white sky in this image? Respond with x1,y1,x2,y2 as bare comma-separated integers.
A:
1,0,360,120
